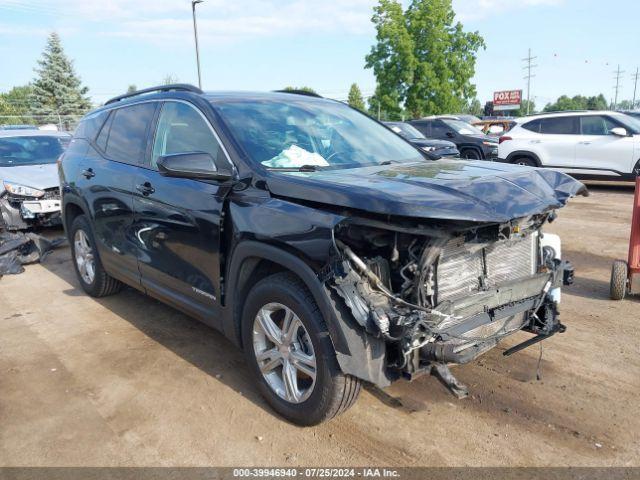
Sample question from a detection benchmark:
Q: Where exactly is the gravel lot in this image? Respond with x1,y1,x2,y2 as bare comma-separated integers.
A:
1,183,638,467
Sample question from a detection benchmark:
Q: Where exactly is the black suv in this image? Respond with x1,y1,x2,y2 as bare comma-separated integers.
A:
60,85,584,425
409,116,498,160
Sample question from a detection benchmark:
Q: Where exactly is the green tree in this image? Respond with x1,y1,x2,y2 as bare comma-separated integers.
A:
161,74,179,85
31,32,91,125
512,99,536,117
365,0,485,119
544,94,608,112
282,86,318,95
347,83,366,111
0,85,34,124
462,98,483,116
127,84,137,94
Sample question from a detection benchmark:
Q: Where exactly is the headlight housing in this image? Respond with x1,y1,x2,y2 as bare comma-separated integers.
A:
421,146,436,152
482,141,498,147
3,181,45,198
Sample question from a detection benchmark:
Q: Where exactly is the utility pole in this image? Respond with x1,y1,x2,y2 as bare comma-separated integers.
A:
191,0,204,89
613,65,624,110
522,48,537,115
632,67,639,109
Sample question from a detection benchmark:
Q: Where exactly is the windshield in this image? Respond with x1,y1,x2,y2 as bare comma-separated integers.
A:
442,119,485,136
615,114,640,134
386,122,426,140
215,98,424,170
0,135,68,167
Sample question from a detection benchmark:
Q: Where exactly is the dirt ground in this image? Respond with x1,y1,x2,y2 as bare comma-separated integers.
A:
1,182,639,467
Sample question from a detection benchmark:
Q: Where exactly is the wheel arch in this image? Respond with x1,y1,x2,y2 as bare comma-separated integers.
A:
62,196,90,235
506,150,543,167
224,240,391,387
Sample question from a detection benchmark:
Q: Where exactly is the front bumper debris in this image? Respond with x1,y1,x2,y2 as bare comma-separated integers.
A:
0,188,61,230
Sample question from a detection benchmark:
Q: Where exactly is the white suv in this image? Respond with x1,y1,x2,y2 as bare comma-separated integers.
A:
498,111,640,180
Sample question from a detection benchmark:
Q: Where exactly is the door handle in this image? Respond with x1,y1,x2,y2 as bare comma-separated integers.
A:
81,168,95,179
530,140,542,144
136,182,155,196
578,141,591,145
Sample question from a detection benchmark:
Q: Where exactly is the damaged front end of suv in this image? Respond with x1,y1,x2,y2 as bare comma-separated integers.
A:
263,161,587,397
329,213,573,396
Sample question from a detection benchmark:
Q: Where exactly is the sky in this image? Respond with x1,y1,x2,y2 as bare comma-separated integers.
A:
1,0,639,109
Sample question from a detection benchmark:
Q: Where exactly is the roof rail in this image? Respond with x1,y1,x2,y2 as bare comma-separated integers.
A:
105,84,203,105
273,89,322,98
525,109,591,116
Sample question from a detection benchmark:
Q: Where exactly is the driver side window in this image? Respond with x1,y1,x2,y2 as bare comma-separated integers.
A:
151,102,223,169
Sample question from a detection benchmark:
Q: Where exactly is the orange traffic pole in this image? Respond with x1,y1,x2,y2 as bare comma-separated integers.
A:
629,176,640,294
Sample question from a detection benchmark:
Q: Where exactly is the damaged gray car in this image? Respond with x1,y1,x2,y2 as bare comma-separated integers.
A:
0,130,70,230
60,88,586,426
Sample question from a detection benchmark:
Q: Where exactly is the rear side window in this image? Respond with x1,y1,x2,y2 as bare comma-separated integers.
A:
100,103,156,165
74,111,109,140
539,117,579,135
411,121,431,137
521,120,540,132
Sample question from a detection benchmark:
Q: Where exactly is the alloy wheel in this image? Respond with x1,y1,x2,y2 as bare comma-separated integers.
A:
74,229,95,285
252,302,317,404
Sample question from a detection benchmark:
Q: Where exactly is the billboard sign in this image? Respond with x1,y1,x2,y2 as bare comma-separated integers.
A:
493,90,522,111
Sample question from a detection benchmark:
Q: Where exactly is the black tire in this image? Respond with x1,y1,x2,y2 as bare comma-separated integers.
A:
242,272,361,426
512,156,537,167
69,215,122,297
610,260,628,301
461,148,481,160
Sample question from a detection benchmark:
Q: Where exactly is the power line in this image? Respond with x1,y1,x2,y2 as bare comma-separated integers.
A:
632,67,639,109
522,48,537,115
612,65,624,110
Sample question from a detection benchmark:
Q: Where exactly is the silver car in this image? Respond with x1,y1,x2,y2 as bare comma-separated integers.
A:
0,130,70,230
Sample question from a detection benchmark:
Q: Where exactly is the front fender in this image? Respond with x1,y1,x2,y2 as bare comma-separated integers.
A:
224,240,391,387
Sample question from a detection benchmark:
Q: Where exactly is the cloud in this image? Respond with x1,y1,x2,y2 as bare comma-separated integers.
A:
453,0,563,21
0,0,563,44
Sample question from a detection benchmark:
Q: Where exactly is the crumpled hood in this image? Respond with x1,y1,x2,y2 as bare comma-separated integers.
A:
0,163,59,191
266,160,587,223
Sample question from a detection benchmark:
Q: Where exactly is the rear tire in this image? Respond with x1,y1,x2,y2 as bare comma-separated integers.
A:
461,148,481,160
610,260,628,300
69,215,122,297
512,156,537,167
242,272,361,426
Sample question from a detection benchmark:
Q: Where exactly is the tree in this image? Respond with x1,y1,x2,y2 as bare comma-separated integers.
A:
365,0,485,119
127,85,137,94
282,86,318,95
462,98,482,116
347,83,366,111
31,32,91,125
162,74,179,85
511,99,536,117
0,85,34,124
544,94,608,112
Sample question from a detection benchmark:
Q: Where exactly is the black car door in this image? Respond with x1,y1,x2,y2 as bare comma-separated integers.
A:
80,102,158,287
131,100,232,326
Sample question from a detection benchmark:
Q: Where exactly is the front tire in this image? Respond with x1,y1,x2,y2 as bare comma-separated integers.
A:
242,272,361,426
512,156,537,167
69,215,122,297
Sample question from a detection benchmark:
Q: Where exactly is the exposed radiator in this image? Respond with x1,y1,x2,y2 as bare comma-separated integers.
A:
436,233,537,303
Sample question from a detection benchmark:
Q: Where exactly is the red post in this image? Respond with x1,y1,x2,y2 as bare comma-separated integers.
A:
629,176,640,294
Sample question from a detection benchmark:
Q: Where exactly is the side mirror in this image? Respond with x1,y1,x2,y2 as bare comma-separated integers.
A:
446,131,455,138
610,127,628,137
156,152,233,181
